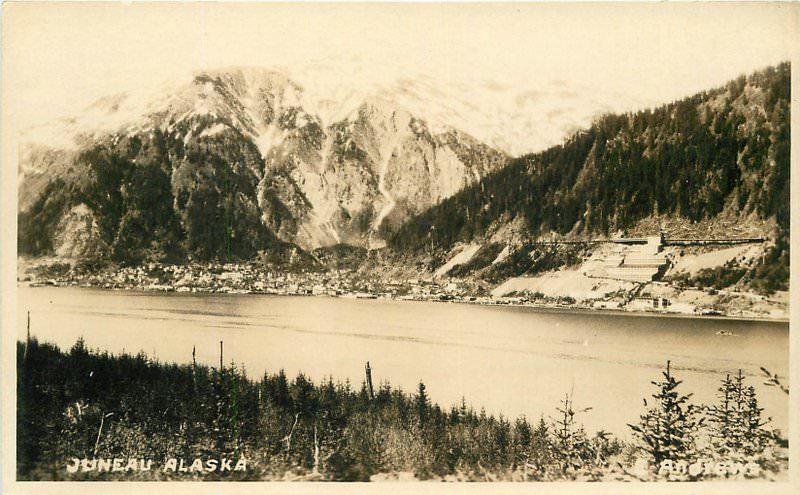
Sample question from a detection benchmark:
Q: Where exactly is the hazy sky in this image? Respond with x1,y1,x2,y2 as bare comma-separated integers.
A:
3,2,797,130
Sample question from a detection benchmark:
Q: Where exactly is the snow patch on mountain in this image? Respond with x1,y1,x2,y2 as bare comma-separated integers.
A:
253,126,287,159
435,244,482,278
492,245,511,266
199,123,228,138
367,107,412,248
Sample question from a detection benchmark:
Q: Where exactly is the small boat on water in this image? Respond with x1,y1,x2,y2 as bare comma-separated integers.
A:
716,330,736,336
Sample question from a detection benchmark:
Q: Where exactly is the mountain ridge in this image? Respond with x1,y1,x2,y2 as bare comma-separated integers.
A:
18,66,508,260
391,63,790,248
387,62,790,292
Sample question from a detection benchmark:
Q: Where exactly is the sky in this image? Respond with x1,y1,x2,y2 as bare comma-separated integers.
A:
3,2,797,133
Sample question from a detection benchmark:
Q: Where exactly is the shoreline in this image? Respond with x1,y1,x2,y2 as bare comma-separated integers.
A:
18,282,789,324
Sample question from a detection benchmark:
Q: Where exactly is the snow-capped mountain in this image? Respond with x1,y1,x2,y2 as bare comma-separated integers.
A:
18,66,507,259
18,58,651,261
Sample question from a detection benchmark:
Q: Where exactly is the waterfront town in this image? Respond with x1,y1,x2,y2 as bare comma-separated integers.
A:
21,260,489,302
19,239,788,321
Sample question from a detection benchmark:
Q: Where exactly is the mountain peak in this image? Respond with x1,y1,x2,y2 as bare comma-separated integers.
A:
18,60,510,258
22,60,652,156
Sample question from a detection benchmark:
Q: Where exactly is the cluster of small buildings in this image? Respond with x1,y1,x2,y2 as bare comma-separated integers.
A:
27,262,486,303
594,235,669,283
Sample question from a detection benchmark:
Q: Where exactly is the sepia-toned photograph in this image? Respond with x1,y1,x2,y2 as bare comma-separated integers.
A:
1,0,797,489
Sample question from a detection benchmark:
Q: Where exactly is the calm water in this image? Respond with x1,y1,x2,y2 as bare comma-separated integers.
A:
18,285,789,436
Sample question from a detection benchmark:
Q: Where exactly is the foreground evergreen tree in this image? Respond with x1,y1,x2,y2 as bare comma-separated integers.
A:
706,370,773,458
629,361,703,466
552,394,591,472
415,382,429,426
705,373,737,454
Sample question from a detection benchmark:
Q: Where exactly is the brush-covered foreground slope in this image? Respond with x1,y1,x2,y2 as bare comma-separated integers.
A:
390,63,790,292
18,68,506,263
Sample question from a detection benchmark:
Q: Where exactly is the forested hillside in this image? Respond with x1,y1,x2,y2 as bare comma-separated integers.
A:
390,63,790,267
18,126,286,264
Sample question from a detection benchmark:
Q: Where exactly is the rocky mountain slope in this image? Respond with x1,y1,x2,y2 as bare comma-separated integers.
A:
18,67,508,261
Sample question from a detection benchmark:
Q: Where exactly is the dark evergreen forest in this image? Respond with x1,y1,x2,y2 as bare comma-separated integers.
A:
17,338,785,481
390,64,790,268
